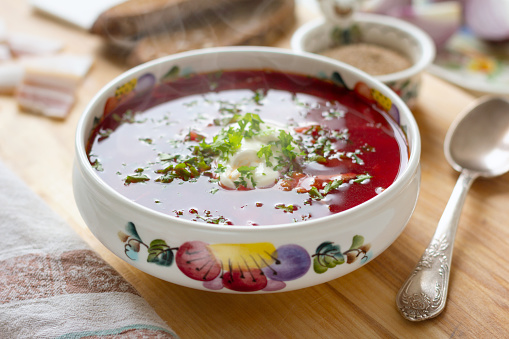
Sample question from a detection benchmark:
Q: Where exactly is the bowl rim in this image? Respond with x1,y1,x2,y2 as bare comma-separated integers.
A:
74,46,421,233
290,12,436,83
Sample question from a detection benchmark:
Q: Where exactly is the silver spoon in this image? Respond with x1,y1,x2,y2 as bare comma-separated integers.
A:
396,96,509,321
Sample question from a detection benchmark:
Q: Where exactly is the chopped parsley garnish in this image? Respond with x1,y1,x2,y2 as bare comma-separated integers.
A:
308,187,324,200
151,113,303,188
155,155,209,183
137,112,372,194
346,151,364,165
253,89,265,105
307,174,371,201
234,166,257,188
322,108,345,120
323,178,343,195
183,100,198,107
91,159,103,172
295,125,349,163
98,129,113,139
257,145,273,167
195,214,231,225
112,110,146,124
213,113,242,126
275,204,297,213
115,102,372,196
292,94,310,107
139,137,153,144
214,163,227,173
124,173,150,185
277,130,298,161
214,100,242,115
190,209,232,225
353,173,373,183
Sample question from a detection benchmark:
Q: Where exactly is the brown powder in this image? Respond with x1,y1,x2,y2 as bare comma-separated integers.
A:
319,43,411,76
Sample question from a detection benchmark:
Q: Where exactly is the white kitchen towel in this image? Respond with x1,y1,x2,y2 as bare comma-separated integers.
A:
0,160,178,339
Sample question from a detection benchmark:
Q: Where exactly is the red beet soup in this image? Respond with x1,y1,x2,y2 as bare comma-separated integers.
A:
87,70,408,226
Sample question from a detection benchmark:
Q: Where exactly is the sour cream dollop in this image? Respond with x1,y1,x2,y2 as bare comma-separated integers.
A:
217,121,296,189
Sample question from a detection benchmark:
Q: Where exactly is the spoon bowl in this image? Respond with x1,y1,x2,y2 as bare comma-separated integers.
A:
446,96,509,177
397,95,509,321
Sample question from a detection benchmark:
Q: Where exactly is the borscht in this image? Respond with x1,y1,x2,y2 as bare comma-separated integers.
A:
87,70,408,226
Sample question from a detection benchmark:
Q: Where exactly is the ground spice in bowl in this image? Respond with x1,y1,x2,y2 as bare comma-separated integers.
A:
319,43,411,76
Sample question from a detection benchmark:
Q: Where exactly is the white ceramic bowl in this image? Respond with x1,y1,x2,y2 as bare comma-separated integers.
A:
73,47,421,293
291,13,435,108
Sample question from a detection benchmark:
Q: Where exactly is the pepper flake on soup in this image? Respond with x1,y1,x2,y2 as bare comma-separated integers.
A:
87,69,409,226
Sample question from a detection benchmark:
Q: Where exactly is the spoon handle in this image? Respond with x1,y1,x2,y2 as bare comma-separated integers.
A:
396,170,478,321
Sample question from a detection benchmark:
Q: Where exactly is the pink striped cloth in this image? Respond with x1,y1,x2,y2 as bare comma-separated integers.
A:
0,160,178,339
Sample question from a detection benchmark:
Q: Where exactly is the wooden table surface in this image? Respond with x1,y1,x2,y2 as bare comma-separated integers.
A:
2,1,509,338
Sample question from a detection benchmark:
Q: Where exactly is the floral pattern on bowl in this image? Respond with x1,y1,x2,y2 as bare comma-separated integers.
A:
119,222,372,292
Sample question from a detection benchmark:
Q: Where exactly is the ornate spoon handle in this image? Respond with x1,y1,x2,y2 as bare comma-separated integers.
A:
396,170,478,321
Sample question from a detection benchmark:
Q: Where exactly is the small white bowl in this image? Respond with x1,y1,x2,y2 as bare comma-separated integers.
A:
73,46,421,293
291,13,435,108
